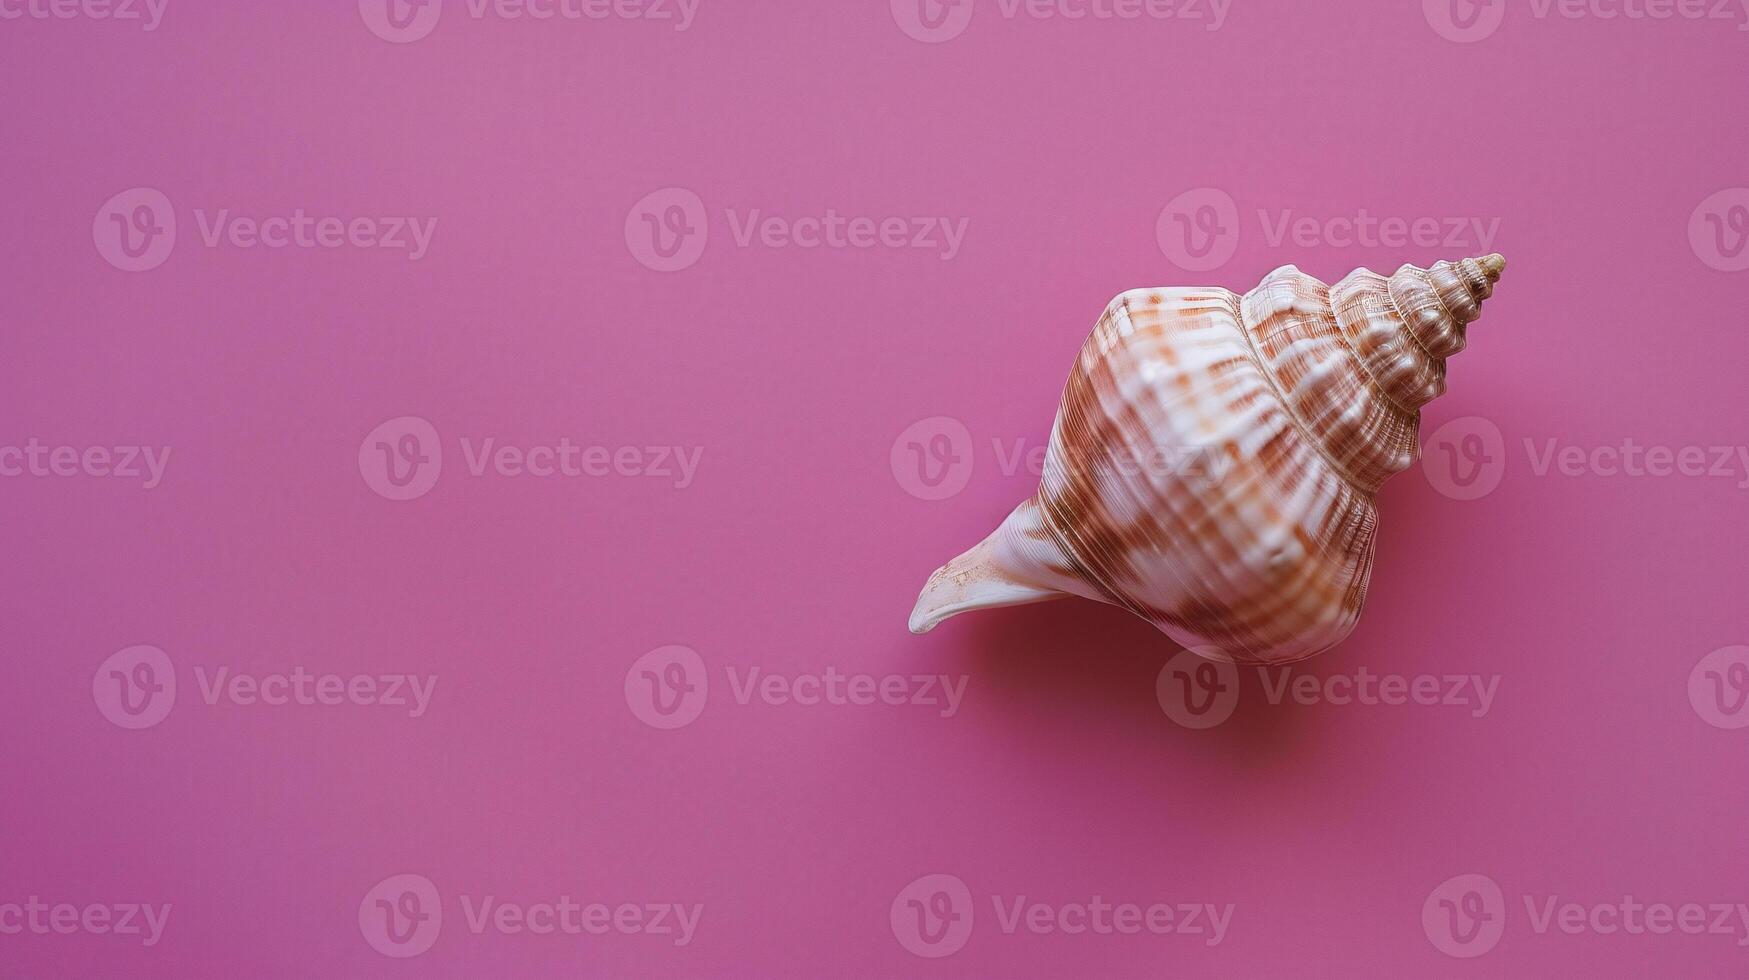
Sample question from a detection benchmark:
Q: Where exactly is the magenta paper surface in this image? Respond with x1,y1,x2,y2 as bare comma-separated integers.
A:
5,1,1749,977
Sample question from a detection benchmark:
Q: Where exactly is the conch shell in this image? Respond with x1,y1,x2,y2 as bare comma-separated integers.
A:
909,254,1508,664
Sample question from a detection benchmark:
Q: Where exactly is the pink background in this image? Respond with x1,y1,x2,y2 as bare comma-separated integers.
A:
5,1,1749,976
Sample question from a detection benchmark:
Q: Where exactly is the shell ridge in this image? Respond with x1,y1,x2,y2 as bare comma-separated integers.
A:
1330,277,1421,422
1237,276,1374,498
1385,268,1447,367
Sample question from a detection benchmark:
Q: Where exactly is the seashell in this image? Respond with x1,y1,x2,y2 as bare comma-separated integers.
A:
908,254,1509,665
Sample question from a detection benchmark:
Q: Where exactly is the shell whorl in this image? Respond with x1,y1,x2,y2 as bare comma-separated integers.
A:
1248,254,1505,494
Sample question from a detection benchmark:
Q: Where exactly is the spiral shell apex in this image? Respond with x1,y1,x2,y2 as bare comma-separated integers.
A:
909,254,1509,665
